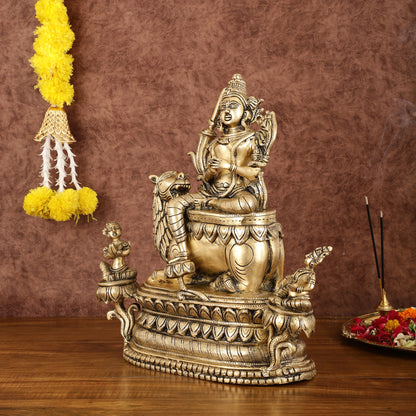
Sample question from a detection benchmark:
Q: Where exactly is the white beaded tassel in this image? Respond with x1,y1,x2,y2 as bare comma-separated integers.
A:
64,142,81,190
54,140,67,193
40,134,52,188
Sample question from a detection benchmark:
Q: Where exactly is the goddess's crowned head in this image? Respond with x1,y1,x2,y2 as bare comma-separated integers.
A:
216,74,264,132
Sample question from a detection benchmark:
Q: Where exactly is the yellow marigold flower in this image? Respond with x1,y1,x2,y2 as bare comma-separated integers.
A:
384,319,400,334
31,0,75,107
23,186,55,219
37,77,74,108
34,23,74,53
31,51,74,81
35,0,69,24
77,187,98,217
48,188,79,221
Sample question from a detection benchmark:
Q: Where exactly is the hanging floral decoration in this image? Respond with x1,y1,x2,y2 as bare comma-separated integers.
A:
23,0,98,222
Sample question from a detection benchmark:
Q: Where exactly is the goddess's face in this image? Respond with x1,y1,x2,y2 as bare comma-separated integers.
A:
219,96,245,129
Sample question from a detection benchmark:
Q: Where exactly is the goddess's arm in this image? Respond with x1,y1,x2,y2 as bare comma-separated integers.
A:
202,164,216,182
233,165,261,182
249,111,277,168
189,87,227,178
222,161,260,181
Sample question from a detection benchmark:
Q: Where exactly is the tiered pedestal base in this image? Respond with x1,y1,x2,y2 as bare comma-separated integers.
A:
124,277,316,385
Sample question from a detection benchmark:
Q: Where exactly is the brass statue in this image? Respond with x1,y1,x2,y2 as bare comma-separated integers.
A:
97,75,332,385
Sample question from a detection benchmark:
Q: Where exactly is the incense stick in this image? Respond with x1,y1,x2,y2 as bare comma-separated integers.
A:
380,211,384,290
365,196,381,281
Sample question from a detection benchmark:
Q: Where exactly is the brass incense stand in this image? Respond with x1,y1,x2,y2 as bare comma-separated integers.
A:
97,75,332,385
364,198,393,314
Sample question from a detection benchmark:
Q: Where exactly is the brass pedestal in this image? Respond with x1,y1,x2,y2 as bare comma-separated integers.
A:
123,276,316,385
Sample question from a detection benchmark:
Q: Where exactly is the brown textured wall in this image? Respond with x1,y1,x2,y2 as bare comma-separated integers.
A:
1,0,415,317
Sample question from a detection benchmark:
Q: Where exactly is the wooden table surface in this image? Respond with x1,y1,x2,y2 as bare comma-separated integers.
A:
0,317,415,416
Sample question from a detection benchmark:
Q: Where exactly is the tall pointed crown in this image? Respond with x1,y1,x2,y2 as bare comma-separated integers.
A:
223,74,247,100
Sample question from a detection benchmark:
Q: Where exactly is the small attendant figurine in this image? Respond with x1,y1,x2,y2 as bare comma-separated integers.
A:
99,222,137,282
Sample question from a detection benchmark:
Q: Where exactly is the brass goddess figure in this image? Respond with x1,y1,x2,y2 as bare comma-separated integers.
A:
150,74,281,294
97,74,332,385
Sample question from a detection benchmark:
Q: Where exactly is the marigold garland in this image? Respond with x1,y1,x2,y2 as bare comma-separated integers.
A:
23,0,98,222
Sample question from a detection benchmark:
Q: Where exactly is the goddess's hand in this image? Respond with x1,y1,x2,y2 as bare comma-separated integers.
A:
208,158,230,170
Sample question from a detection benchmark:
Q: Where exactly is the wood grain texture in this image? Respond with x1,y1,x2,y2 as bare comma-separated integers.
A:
0,318,415,415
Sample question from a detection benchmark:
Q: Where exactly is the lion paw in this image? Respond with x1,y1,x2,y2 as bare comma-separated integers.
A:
210,273,239,293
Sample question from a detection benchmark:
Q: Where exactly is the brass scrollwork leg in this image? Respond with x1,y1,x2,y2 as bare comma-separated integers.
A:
264,328,291,373
107,301,140,343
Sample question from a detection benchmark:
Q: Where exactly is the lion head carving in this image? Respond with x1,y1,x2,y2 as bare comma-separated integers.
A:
149,171,191,201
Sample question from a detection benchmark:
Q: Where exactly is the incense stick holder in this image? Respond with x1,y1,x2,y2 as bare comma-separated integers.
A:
377,288,393,315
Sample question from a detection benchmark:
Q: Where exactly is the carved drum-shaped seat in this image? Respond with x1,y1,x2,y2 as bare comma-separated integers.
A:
186,209,284,293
